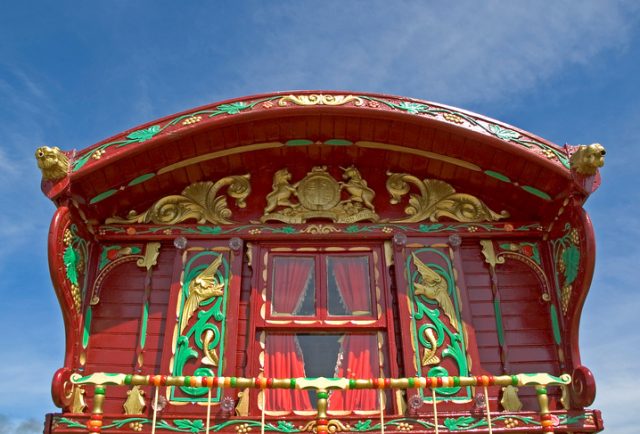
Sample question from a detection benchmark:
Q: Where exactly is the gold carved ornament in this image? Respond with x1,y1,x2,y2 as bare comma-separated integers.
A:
278,94,364,107
261,166,379,224
386,172,509,223
35,146,69,181
412,253,459,332
180,254,225,337
569,143,606,175
106,174,250,225
123,385,146,414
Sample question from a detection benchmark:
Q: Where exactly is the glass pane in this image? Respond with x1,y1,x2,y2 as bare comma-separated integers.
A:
271,257,315,316
327,256,372,316
265,334,383,411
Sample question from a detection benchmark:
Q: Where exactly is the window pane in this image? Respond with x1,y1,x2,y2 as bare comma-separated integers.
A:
327,256,372,316
265,334,382,412
271,257,315,316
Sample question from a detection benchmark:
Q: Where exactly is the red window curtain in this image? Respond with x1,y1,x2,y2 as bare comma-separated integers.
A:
265,258,313,411
328,257,378,412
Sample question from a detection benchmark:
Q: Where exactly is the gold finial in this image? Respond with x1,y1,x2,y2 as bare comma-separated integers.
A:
570,143,606,175
35,146,69,180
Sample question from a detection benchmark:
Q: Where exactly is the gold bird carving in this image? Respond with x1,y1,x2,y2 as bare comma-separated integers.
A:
412,252,459,332
180,254,225,334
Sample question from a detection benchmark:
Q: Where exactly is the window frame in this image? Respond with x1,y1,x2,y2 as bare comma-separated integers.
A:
246,241,400,416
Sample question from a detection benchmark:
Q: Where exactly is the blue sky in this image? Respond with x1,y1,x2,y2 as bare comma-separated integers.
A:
1,2,639,433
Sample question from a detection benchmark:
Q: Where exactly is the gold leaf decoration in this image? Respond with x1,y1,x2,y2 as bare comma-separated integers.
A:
386,172,509,223
278,94,364,107
106,175,250,225
500,385,523,412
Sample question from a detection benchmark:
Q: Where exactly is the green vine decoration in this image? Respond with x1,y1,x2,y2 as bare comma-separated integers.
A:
54,414,590,432
73,98,279,171
171,251,229,402
407,248,470,402
551,223,581,315
54,417,301,433
98,245,142,270
362,96,569,168
62,224,88,313
99,223,542,237
498,242,541,265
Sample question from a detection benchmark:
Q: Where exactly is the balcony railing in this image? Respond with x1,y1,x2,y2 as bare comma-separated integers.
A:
71,372,570,434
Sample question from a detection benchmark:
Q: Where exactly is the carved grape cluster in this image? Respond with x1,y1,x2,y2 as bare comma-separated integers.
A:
503,417,519,428
91,149,106,160
569,228,580,245
129,421,143,432
396,422,413,431
63,229,73,245
443,113,464,124
71,284,81,312
561,285,572,314
235,423,252,433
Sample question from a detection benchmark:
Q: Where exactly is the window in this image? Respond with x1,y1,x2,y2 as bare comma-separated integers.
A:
250,244,395,416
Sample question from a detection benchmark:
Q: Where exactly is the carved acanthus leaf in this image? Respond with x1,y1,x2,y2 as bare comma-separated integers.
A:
106,175,250,225
386,172,509,223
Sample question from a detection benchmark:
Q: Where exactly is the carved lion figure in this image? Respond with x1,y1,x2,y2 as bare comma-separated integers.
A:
570,143,606,176
264,168,298,213
35,146,69,180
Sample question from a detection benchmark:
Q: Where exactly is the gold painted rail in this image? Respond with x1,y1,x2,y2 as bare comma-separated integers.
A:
72,372,570,434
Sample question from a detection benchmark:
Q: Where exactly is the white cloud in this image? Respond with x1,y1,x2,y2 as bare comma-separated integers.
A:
212,0,640,106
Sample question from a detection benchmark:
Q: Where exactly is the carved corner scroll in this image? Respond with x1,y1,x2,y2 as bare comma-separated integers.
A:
386,172,509,223
261,166,379,224
106,174,251,225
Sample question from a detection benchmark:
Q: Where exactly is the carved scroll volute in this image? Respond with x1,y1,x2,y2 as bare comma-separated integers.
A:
106,174,251,225
386,171,509,223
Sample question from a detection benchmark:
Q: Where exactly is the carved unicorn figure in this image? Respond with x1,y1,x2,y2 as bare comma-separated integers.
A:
340,165,375,210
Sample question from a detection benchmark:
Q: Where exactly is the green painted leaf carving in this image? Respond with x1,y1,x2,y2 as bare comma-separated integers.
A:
444,416,480,430
126,125,161,142
197,226,222,234
276,421,297,432
489,124,520,140
216,102,249,115
174,419,204,432
397,102,430,114
562,244,580,284
353,420,373,431
63,246,79,286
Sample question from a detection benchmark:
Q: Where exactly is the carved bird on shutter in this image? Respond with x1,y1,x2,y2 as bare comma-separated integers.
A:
412,252,459,332
180,254,225,334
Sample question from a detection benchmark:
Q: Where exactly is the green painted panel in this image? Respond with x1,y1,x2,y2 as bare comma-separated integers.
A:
285,139,314,146
82,307,92,349
521,185,552,200
127,173,155,186
90,189,118,204
324,139,353,146
140,301,149,349
550,304,562,345
484,170,511,183
493,298,505,346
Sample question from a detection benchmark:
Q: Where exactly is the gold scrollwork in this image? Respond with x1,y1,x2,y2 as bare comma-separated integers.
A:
106,175,251,225
70,385,87,414
278,94,364,107
300,420,350,433
386,172,509,223
262,166,379,224
412,253,459,332
300,224,340,234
